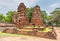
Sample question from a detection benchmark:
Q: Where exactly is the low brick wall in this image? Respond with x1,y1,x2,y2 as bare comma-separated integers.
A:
3,28,57,39
18,31,28,35
0,27,16,32
0,23,16,32
5,29,14,33
36,32,46,37
17,30,57,39
0,23,16,27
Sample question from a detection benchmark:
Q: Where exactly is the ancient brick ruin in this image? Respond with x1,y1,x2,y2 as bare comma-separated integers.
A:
12,13,17,24
31,5,43,26
6,3,57,39
16,3,29,28
12,3,44,28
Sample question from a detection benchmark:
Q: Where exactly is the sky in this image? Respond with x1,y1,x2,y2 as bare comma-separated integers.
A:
0,0,60,15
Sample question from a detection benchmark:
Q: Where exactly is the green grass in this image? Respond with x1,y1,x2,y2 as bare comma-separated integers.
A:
24,26,52,32
24,26,39,28
38,28,52,32
17,26,52,32
0,32,21,36
17,28,32,31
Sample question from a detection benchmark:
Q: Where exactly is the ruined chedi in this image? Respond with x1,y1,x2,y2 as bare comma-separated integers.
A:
16,3,29,28
12,3,44,28
31,5,44,26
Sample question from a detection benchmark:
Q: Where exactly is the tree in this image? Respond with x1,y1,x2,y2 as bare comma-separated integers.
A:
0,14,4,20
4,11,17,23
41,11,48,24
49,8,60,26
27,8,34,22
4,16,11,23
0,14,4,22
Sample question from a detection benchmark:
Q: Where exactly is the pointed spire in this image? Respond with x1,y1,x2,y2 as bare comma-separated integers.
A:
35,5,40,8
17,3,26,12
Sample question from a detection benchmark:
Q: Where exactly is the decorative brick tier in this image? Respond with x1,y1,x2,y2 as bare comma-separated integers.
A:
16,3,29,28
3,28,57,39
31,5,44,26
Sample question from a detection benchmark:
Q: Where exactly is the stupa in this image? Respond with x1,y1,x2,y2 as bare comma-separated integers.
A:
31,5,44,26
16,3,29,28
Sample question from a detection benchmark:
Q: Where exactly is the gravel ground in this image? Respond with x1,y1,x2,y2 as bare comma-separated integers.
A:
0,28,60,41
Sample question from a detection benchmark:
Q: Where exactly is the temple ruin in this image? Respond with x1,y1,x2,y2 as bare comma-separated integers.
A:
31,5,43,26
5,3,57,39
12,3,29,28
12,3,44,28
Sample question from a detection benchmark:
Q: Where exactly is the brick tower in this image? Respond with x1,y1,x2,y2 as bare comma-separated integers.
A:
16,3,29,28
31,5,43,26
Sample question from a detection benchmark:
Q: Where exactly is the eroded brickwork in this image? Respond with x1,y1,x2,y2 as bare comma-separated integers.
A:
12,13,17,24
12,3,44,28
31,5,43,26
16,3,29,28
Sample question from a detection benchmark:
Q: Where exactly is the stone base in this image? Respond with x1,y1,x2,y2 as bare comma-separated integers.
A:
2,28,57,39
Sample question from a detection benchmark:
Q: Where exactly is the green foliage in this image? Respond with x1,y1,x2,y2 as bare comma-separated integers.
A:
0,14,4,22
46,16,52,20
41,11,47,24
4,16,12,23
0,14,4,20
28,8,34,22
0,32,21,36
49,8,60,26
4,11,17,23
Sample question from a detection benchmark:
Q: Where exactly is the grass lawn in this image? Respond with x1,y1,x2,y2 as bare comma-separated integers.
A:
38,28,52,32
17,26,52,32
0,32,21,36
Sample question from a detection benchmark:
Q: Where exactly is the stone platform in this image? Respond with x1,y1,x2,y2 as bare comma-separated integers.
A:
3,26,57,39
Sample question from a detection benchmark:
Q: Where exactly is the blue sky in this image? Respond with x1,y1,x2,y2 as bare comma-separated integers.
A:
0,0,60,15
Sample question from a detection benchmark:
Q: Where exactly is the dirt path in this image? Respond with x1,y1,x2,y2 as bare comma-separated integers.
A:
0,29,60,41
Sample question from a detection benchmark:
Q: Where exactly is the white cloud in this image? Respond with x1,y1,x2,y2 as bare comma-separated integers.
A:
0,0,40,15
0,0,40,7
16,0,40,7
49,3,60,8
46,3,60,15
